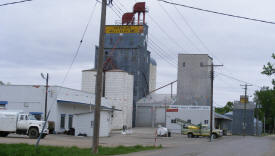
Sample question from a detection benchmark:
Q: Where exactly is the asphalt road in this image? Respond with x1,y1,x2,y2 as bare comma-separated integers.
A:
123,135,275,156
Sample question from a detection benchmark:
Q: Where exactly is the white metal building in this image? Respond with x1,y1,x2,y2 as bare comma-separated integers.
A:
81,69,134,129
166,105,214,133
136,94,175,127
0,85,116,137
73,110,112,137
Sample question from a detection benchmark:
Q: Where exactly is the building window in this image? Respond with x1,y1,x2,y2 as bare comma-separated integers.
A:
0,104,6,109
187,119,191,124
183,62,185,67
60,114,66,129
0,101,8,109
200,62,204,67
204,120,208,124
24,102,29,108
171,119,176,123
68,115,73,129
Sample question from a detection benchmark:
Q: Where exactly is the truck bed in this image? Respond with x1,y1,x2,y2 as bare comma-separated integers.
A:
0,112,17,132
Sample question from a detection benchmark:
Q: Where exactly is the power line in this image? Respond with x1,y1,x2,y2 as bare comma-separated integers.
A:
0,0,32,7
157,1,201,52
158,0,275,25
111,0,178,68
169,0,224,65
216,71,261,88
60,1,98,86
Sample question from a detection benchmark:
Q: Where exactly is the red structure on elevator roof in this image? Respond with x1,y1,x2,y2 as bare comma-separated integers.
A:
122,2,147,25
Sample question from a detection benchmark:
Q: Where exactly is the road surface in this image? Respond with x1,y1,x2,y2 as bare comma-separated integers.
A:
123,135,275,156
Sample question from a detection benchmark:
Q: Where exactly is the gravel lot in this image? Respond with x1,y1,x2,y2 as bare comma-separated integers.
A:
0,128,208,148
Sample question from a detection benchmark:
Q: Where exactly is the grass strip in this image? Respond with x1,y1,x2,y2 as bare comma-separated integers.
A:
0,143,161,156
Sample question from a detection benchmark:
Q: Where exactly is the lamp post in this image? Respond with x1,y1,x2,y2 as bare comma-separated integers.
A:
41,73,49,121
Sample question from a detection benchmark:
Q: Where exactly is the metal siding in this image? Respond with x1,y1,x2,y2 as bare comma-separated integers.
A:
73,111,111,137
232,109,255,135
94,25,150,127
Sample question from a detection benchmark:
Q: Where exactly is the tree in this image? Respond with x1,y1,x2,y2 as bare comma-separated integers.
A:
262,53,275,87
254,87,275,133
215,101,234,114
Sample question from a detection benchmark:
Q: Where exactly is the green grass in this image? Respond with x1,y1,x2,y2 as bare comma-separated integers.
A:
0,144,161,156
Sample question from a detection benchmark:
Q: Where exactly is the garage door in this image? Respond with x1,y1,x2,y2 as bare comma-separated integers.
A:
136,107,152,127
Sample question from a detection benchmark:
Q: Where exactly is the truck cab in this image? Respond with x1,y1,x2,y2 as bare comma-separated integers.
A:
183,124,223,139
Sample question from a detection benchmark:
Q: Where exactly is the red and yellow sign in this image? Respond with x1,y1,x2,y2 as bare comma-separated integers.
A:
105,25,144,34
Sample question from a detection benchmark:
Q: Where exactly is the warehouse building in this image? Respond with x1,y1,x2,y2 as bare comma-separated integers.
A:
177,54,212,106
0,85,117,137
136,94,175,127
232,100,257,135
81,69,134,129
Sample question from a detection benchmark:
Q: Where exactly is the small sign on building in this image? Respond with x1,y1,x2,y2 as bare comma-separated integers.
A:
105,25,144,34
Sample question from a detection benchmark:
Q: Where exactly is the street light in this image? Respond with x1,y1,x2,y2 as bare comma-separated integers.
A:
41,73,49,121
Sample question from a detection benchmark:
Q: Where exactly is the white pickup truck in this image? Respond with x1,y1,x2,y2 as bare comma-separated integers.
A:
0,110,48,139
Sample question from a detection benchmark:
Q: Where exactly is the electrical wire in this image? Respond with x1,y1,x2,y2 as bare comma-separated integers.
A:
111,0,178,68
157,1,201,52
60,1,98,86
216,72,261,88
0,0,32,7
158,0,275,25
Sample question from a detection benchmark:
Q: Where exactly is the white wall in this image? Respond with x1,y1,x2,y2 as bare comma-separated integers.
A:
73,111,111,137
149,63,157,92
166,105,214,133
81,70,134,129
81,70,97,94
0,85,58,122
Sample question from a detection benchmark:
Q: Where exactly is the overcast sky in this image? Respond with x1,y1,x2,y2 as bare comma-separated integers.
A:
0,0,274,107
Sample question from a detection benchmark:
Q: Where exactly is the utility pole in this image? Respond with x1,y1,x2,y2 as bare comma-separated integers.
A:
203,62,223,142
240,84,252,136
41,73,49,121
44,73,49,121
93,0,107,154
256,102,259,136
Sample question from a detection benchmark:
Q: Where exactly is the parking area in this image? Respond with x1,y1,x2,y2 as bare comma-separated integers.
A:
0,128,212,148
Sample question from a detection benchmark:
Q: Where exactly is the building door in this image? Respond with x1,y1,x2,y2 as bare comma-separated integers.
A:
136,107,152,127
68,115,73,129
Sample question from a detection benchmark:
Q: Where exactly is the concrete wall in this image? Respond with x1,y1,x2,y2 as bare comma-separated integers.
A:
73,111,111,137
81,70,134,129
177,54,212,106
81,70,97,94
149,59,157,92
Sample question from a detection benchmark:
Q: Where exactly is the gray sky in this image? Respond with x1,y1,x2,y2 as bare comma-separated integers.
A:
0,0,274,107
